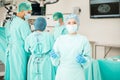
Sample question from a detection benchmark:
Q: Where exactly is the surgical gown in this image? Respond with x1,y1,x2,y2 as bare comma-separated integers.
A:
53,25,67,40
5,16,31,80
51,34,91,80
25,31,55,80
0,27,7,64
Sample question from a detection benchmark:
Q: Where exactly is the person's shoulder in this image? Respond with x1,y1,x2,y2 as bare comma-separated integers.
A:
53,27,59,31
56,34,67,40
43,32,51,36
78,34,88,41
12,16,22,25
15,16,29,26
15,16,24,22
42,32,53,39
26,32,35,39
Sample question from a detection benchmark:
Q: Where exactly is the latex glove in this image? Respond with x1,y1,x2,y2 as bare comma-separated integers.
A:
76,54,87,64
49,50,59,59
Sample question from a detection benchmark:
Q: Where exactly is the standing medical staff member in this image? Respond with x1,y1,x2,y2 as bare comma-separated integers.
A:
0,27,7,64
5,2,32,80
50,14,92,80
25,17,55,80
52,12,68,40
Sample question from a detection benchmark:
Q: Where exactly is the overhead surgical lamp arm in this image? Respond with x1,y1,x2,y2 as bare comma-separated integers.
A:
28,0,59,7
45,0,59,4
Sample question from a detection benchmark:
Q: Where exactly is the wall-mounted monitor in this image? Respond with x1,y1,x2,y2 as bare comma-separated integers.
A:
90,0,120,18
31,2,46,16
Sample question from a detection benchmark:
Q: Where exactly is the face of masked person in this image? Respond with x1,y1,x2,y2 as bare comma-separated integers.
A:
66,19,78,34
54,20,58,25
54,20,60,27
24,11,31,20
24,13,31,20
66,24,78,33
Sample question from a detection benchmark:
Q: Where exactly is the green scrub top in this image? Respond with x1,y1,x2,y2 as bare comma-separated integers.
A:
5,16,31,80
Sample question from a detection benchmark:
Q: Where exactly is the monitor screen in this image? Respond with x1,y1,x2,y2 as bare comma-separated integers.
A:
31,3,46,16
90,0,120,18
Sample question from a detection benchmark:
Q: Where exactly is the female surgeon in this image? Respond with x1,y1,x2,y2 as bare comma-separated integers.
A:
25,17,55,80
5,2,32,80
50,14,92,80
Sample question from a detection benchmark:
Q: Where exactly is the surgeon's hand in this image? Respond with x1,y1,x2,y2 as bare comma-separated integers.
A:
76,54,87,64
49,50,59,59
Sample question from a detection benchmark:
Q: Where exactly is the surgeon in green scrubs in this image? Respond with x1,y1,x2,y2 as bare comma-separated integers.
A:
5,2,32,80
25,17,55,80
52,12,68,40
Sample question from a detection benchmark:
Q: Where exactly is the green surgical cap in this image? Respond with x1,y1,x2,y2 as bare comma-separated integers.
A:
53,12,63,21
18,2,32,12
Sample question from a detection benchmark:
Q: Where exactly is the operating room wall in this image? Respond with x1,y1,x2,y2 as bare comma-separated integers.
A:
46,0,120,59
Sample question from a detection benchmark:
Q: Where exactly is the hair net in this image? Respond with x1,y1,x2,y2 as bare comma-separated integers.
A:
34,17,47,31
53,12,63,21
65,14,80,26
18,2,32,12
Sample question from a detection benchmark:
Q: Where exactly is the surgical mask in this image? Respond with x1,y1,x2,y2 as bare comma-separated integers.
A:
24,13,31,20
54,21,60,27
66,24,78,33
54,21,58,24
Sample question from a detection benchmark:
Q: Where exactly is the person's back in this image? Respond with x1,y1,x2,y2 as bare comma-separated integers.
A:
26,31,53,55
25,17,55,80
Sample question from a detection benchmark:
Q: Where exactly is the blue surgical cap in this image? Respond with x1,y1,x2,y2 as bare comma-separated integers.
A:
34,17,47,31
65,14,80,26
18,2,32,12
